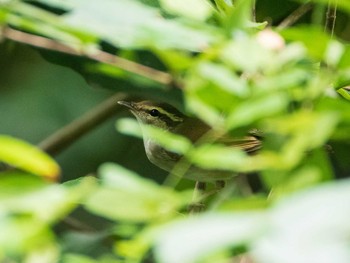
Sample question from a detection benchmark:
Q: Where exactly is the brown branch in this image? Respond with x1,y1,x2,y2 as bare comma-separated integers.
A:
38,93,130,156
1,27,173,85
324,0,338,37
277,2,313,29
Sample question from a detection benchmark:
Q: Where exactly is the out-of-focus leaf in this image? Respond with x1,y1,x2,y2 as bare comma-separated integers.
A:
85,163,190,222
155,213,265,263
298,0,350,13
225,0,255,31
253,179,350,263
63,0,214,51
226,93,289,129
0,173,96,222
324,40,345,67
266,111,339,149
0,135,60,180
160,0,213,21
117,118,192,155
213,0,233,14
280,26,331,60
188,144,252,172
221,37,274,72
217,195,269,211
155,179,350,263
116,118,143,139
338,45,350,69
62,253,121,263
0,174,95,258
197,62,249,97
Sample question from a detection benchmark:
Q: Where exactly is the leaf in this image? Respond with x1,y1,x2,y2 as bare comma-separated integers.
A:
0,174,96,257
254,179,350,263
221,37,274,73
188,144,252,172
85,163,190,222
280,26,331,60
117,118,192,155
225,93,289,129
0,135,60,181
155,179,350,263
0,173,96,223
197,62,249,97
155,213,265,263
160,0,213,21
63,0,214,51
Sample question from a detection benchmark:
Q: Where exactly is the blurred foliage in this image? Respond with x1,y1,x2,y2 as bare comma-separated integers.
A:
0,0,350,262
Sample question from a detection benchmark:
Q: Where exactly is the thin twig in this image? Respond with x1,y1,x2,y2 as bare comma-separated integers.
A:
277,2,313,29
38,93,129,156
252,0,256,22
1,27,173,85
324,0,338,37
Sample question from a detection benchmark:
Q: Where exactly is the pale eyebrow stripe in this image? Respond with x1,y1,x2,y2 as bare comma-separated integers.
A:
143,106,184,122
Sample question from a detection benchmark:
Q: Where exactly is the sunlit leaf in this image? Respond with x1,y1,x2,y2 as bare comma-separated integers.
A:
63,0,214,51
280,26,331,60
160,0,213,21
117,118,192,155
254,179,350,263
221,37,274,72
0,135,60,180
226,93,289,129
188,144,252,172
85,163,190,222
0,173,96,222
155,213,265,263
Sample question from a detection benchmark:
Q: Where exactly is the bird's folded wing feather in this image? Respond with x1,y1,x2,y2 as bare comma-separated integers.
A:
216,135,262,153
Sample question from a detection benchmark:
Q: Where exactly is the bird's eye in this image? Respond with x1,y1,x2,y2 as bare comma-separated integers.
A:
149,109,160,117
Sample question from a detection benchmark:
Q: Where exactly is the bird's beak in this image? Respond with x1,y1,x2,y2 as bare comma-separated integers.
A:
118,101,135,110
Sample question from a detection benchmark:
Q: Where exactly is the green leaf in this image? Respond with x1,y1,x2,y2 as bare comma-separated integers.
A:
225,93,289,129
155,179,350,263
160,0,213,21
63,0,214,51
155,213,265,263
197,62,249,97
221,37,274,72
280,26,331,60
224,0,254,31
0,174,95,258
117,118,192,155
188,144,252,172
85,163,190,222
0,135,60,180
337,87,350,101
254,179,350,263
0,173,96,223
298,0,350,13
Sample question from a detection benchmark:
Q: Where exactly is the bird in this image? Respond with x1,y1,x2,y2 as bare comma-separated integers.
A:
118,100,262,183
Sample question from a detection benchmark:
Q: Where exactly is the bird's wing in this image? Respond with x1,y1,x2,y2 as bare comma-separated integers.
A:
216,135,262,153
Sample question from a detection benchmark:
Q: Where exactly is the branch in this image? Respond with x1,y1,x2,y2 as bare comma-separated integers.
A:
277,2,313,29
38,93,130,156
1,27,173,86
324,0,338,37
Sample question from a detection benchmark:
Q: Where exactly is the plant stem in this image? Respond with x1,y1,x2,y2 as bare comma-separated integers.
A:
324,0,338,37
38,93,129,156
1,27,173,85
277,2,313,29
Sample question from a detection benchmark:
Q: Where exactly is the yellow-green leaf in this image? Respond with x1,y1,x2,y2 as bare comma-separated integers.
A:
0,135,60,181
